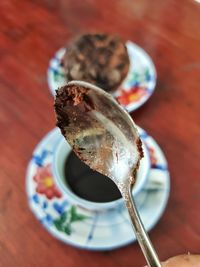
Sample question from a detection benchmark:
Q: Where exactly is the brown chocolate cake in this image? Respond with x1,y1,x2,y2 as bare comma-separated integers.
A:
63,33,130,92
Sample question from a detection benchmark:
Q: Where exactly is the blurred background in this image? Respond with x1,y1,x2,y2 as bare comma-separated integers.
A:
0,0,199,267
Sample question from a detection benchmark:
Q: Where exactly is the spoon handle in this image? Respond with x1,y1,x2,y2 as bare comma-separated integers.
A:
124,185,162,267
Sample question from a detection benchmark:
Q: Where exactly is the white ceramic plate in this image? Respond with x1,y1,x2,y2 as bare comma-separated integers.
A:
26,127,170,251
47,41,157,113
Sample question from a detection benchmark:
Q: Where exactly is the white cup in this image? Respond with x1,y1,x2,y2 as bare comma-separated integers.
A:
53,136,150,211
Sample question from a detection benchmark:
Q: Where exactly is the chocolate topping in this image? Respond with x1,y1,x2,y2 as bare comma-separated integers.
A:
63,33,130,92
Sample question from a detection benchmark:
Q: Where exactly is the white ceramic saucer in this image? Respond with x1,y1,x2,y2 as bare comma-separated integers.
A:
26,128,170,251
47,41,157,113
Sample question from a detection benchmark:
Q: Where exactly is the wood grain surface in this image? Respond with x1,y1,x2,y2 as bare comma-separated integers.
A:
0,0,199,266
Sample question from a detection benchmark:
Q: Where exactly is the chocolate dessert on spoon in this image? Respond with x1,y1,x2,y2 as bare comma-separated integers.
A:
54,81,161,267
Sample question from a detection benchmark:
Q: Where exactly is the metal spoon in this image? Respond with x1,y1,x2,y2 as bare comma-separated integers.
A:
54,81,161,267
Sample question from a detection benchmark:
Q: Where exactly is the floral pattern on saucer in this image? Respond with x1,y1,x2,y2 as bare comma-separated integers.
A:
33,164,62,199
26,128,170,250
47,41,156,113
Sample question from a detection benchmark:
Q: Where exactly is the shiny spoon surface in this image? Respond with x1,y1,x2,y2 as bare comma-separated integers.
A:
54,81,162,267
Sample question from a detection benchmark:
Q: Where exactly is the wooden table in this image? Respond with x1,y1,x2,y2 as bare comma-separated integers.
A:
0,1,199,266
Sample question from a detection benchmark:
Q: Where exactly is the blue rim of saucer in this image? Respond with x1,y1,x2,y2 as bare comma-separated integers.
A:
47,41,157,113
26,128,170,251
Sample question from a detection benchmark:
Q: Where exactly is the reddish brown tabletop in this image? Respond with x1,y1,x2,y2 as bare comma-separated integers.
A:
0,1,199,266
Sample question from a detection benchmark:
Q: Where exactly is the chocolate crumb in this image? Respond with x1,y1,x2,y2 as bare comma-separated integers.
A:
136,138,144,159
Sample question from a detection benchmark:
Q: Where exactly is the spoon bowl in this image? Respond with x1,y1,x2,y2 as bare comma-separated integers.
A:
55,81,142,192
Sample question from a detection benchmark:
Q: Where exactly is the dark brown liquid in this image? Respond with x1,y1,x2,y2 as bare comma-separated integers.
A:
64,152,121,202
